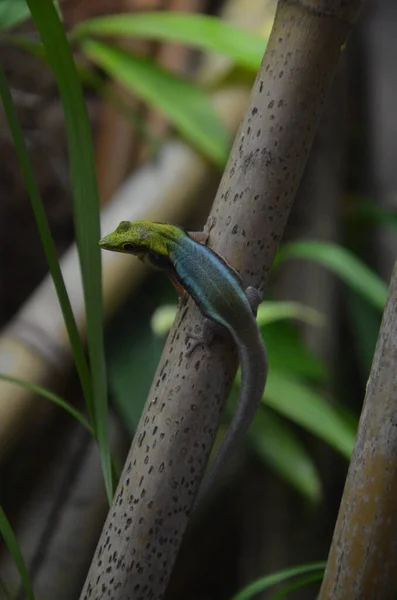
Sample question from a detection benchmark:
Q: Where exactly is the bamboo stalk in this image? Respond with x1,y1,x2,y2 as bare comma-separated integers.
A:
318,259,397,598
79,2,364,599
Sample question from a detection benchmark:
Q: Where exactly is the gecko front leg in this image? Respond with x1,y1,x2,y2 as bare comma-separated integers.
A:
187,215,217,247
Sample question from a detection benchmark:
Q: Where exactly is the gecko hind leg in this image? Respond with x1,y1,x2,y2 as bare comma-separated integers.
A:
185,318,226,359
245,286,262,317
185,287,262,358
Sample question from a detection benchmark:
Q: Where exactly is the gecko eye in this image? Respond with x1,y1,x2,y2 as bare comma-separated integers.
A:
122,243,137,253
122,243,147,255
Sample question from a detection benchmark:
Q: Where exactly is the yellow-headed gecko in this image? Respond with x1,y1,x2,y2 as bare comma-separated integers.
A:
99,221,268,510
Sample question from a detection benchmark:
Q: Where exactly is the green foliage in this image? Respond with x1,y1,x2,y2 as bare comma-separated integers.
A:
151,300,325,338
26,0,112,503
276,240,387,311
0,65,93,430
263,370,355,460
261,321,325,383
268,572,324,599
0,375,93,433
0,0,61,30
249,411,322,502
110,287,354,502
257,301,325,328
351,199,397,231
0,507,35,600
346,289,381,377
229,562,325,600
72,11,265,71
0,0,113,502
82,39,229,166
0,0,32,30
2,7,268,163
106,281,174,433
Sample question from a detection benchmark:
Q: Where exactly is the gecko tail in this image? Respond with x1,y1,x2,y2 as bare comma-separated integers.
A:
192,336,267,515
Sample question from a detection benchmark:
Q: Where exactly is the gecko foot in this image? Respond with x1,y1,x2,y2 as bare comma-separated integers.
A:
185,319,215,358
188,216,217,247
205,215,217,234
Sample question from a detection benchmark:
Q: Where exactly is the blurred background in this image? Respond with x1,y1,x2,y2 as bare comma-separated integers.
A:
0,0,393,598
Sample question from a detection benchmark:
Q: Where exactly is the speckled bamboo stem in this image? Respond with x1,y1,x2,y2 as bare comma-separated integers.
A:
319,259,397,599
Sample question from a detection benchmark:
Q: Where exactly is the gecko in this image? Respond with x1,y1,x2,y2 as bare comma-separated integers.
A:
99,220,268,511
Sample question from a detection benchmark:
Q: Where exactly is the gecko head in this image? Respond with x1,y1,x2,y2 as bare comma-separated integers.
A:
99,221,184,267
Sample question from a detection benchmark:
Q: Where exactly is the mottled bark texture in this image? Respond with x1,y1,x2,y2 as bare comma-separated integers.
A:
80,1,364,599
319,260,397,599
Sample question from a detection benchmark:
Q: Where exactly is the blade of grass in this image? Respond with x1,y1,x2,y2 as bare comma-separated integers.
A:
229,562,326,600
0,66,93,422
0,507,35,600
269,572,323,599
72,11,265,71
0,374,93,433
26,0,112,502
0,579,13,599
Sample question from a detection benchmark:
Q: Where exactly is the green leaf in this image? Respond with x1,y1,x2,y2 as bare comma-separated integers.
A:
264,370,356,459
106,281,173,433
78,66,161,154
151,304,178,336
352,200,397,231
72,11,265,71
0,375,93,433
262,322,326,383
0,0,31,30
257,301,324,328
0,0,61,30
229,562,325,600
250,410,322,503
276,241,388,311
5,35,45,57
269,572,323,600
345,289,380,379
108,320,163,433
0,67,92,425
82,39,229,166
0,507,35,600
27,0,112,503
